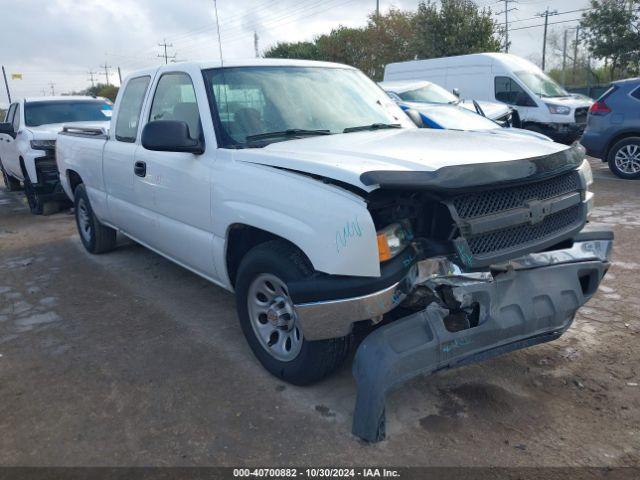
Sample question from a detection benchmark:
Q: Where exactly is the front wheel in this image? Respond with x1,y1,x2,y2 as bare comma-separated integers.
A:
608,137,640,179
235,240,351,385
74,183,117,253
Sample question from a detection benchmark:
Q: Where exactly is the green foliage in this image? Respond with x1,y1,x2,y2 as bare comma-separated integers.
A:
580,0,640,79
82,83,119,101
263,0,503,80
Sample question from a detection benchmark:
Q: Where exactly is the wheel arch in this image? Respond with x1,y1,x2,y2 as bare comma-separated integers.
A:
225,224,312,288
605,131,640,160
66,169,84,197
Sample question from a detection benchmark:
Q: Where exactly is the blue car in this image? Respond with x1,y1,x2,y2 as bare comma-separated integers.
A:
580,77,640,179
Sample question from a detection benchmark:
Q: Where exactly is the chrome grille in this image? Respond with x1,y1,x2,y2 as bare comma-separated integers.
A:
452,171,580,219
467,205,582,256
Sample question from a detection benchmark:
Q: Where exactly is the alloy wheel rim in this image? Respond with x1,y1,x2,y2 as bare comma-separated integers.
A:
614,144,640,174
77,198,92,242
247,273,303,362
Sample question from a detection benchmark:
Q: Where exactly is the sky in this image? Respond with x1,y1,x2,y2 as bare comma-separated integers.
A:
0,0,591,108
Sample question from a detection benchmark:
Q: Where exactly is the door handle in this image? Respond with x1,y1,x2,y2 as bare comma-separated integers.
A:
134,161,146,177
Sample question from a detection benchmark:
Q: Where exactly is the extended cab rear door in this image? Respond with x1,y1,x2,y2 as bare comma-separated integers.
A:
103,74,153,239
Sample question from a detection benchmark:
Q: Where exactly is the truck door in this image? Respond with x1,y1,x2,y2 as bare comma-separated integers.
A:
1,104,22,179
134,71,216,279
0,104,16,174
103,75,153,239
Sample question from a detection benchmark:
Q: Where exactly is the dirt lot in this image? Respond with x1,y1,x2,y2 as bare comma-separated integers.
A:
0,158,638,467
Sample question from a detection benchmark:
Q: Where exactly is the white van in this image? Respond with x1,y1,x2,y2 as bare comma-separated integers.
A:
384,53,593,143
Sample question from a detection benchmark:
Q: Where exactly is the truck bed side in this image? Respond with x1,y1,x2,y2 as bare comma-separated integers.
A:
56,126,109,220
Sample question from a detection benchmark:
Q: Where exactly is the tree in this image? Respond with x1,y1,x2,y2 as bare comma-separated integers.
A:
580,0,640,80
263,41,321,60
413,0,502,59
77,83,119,102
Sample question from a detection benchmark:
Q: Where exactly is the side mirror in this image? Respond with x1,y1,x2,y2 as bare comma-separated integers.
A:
141,120,203,154
0,122,15,136
404,108,425,128
452,88,461,99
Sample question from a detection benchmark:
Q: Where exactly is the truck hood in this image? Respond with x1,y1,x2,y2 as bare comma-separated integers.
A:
28,121,110,139
540,95,593,109
459,100,511,120
237,128,578,191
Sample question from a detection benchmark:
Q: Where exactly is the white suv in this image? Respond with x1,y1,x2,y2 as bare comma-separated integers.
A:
0,96,112,214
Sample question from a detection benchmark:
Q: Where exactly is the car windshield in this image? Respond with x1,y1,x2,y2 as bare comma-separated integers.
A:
24,100,113,127
514,71,568,98
397,83,458,104
203,66,406,147
421,105,501,131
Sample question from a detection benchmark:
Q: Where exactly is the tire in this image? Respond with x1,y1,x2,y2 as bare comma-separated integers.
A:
23,173,44,215
74,183,117,254
607,137,640,179
1,161,22,191
235,240,351,385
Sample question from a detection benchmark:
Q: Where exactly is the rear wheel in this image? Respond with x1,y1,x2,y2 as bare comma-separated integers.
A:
1,161,22,191
74,183,117,253
235,240,351,385
608,137,640,179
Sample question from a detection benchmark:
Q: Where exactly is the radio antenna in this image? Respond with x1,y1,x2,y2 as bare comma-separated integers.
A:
213,0,224,67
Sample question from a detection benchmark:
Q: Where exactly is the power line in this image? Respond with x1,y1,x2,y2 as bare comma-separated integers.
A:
157,39,176,64
100,62,112,85
537,7,558,70
510,17,582,31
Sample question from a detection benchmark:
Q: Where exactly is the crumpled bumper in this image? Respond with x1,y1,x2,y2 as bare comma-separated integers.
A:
349,228,612,442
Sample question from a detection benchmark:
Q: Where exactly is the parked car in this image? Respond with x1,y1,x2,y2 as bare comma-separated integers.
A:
56,59,610,441
0,96,112,214
384,53,593,144
379,80,514,126
580,77,640,179
383,90,551,142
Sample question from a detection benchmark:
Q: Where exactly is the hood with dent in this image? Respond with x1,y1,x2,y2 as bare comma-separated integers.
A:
236,128,570,191
28,121,110,139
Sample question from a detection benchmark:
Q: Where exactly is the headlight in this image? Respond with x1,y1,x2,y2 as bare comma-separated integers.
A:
578,159,593,187
30,139,56,150
376,220,413,262
546,103,571,115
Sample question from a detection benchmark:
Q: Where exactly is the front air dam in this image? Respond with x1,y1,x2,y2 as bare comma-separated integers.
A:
351,258,610,442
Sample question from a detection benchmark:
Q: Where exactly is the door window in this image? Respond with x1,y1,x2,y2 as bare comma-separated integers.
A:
4,104,16,123
115,76,151,142
12,105,21,131
149,72,202,140
495,76,535,106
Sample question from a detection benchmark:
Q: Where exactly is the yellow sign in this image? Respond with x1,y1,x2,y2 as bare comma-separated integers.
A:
11,73,22,80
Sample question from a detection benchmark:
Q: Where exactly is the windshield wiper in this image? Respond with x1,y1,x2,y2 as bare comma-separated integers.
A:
343,123,401,133
245,129,331,142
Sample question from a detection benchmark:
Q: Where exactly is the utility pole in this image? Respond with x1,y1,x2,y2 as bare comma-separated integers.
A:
158,39,176,64
562,29,569,87
1,66,11,103
87,70,97,88
117,66,123,85
376,0,379,17
100,62,112,85
537,7,557,71
572,26,580,83
254,32,259,58
498,0,517,53
48,81,55,96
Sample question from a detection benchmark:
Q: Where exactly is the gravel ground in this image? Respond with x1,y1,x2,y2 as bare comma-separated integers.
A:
0,158,638,467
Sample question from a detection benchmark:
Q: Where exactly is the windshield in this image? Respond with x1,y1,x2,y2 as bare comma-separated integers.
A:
514,71,568,98
421,105,501,131
25,100,112,127
397,84,458,104
203,66,406,147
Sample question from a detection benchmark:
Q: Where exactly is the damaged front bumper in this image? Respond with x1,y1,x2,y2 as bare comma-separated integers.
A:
348,227,612,442
294,228,612,341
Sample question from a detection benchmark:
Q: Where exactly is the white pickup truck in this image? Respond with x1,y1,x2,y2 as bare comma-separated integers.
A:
0,96,112,214
56,59,612,440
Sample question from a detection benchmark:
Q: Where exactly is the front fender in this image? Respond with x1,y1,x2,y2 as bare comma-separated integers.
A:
214,162,380,278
